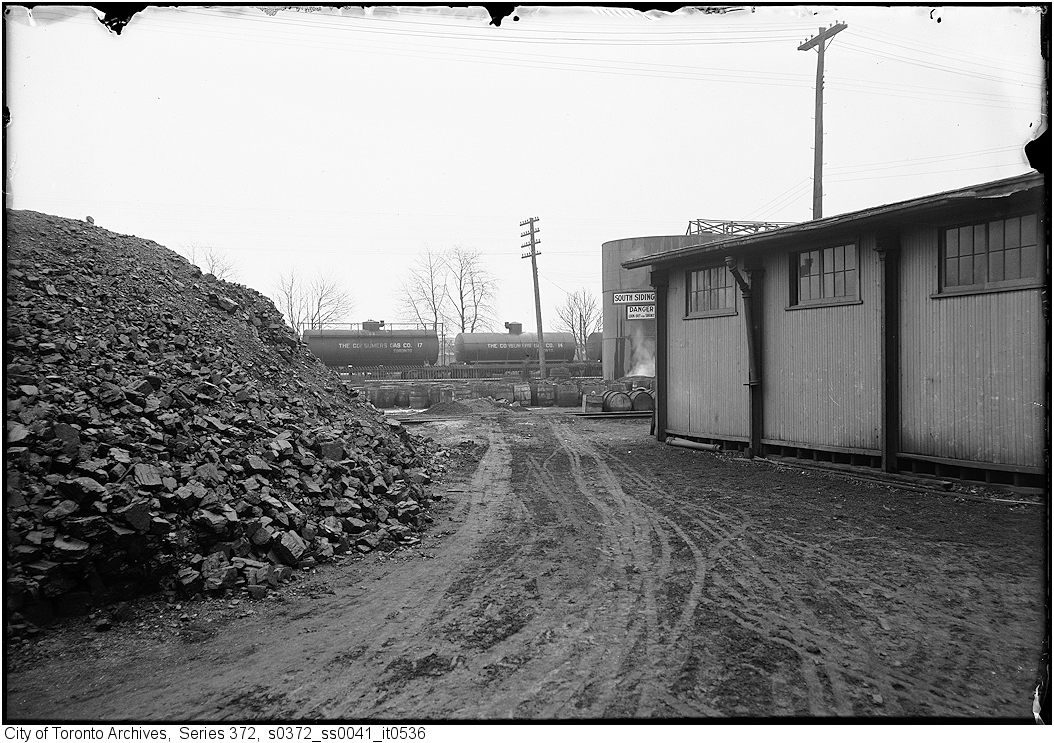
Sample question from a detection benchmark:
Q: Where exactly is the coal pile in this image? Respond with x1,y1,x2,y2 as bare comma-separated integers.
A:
5,210,438,629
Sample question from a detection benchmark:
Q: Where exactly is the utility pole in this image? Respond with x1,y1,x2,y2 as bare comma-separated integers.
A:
520,216,546,379
798,21,847,220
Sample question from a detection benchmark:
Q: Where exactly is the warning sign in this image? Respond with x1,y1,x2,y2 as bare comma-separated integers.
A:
626,304,656,320
613,291,655,304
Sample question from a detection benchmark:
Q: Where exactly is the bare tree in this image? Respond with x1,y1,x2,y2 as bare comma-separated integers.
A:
274,270,307,337
273,270,353,337
400,248,450,330
446,246,495,333
180,244,238,281
304,275,354,331
555,288,603,361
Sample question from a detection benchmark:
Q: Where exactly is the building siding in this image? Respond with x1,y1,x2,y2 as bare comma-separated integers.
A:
760,235,883,452
665,270,749,438
665,275,690,432
898,226,1044,468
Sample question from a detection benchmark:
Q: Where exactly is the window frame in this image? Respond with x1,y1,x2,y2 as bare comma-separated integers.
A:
684,264,738,319
936,212,1042,297
787,241,861,309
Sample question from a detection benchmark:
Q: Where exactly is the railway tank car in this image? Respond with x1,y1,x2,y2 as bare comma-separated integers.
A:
303,321,439,367
454,321,576,364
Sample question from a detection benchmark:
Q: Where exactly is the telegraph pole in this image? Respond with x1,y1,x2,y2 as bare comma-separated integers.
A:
798,21,847,220
520,216,546,379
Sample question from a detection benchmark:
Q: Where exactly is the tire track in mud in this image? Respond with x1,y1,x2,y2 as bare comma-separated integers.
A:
289,423,541,718
452,416,681,718
598,444,857,715
599,439,1017,717
542,419,710,717
465,419,651,717
455,441,607,718
629,458,904,714
555,423,733,715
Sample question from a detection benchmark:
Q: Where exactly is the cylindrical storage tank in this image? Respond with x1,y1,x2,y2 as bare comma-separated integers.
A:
629,388,654,411
512,384,531,405
394,387,409,407
438,386,455,404
303,328,440,367
602,390,633,412
454,331,577,363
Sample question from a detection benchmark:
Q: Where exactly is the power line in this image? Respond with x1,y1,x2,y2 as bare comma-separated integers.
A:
184,7,809,46
744,178,813,220
839,39,1040,88
827,160,1027,183
852,26,1044,82
827,145,1025,175
56,12,1037,111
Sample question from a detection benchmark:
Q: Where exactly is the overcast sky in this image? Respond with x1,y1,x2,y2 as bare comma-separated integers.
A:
5,5,1045,334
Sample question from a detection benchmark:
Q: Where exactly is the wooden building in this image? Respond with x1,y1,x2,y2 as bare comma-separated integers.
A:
624,173,1047,487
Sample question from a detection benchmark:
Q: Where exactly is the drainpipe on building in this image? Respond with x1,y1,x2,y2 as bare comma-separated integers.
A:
725,257,763,458
650,269,669,442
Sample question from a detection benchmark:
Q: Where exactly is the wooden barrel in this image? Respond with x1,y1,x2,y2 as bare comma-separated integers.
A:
602,390,633,412
531,382,555,407
582,393,605,412
376,386,398,408
408,385,429,409
556,383,580,407
629,388,654,411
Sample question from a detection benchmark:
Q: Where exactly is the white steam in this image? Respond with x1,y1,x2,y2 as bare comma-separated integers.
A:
627,323,655,377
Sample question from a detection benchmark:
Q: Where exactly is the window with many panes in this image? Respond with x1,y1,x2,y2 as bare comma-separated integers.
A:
687,265,735,315
942,214,1039,291
791,243,857,305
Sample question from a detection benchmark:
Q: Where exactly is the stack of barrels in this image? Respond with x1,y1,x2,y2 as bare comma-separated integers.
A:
601,387,653,412
365,383,458,409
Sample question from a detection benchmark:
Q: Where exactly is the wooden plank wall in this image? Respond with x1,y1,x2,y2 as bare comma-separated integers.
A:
760,235,883,451
898,226,1045,468
665,269,749,437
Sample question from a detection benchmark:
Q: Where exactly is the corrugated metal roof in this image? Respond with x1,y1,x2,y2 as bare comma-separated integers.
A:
623,171,1045,270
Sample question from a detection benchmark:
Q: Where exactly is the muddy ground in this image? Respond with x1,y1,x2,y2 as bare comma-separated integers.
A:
5,403,1047,720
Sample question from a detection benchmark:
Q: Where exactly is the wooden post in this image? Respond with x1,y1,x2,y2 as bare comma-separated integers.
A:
746,267,765,458
520,217,547,378
798,23,847,220
726,258,765,458
875,234,901,472
651,269,669,442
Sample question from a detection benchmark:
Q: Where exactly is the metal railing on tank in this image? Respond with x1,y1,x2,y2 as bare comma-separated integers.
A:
338,362,603,382
307,320,451,365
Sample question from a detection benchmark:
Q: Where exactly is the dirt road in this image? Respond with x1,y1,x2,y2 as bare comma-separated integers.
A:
6,405,1045,720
